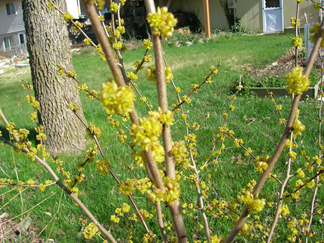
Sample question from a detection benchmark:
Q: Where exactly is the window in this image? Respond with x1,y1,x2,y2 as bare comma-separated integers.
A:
19,33,25,45
265,0,280,8
6,2,16,16
4,36,13,51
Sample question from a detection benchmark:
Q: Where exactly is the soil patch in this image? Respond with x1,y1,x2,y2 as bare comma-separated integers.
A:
0,213,44,242
244,48,322,80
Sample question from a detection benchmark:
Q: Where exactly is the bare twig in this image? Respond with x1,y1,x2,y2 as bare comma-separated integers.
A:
305,53,324,243
267,132,293,242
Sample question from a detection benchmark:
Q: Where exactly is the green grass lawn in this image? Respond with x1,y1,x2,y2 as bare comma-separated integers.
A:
1,33,323,242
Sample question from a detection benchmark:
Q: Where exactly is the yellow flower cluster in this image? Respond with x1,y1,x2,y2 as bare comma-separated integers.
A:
145,65,173,83
133,149,146,168
96,0,105,10
39,183,46,192
131,110,170,151
296,168,305,178
26,95,40,110
101,81,135,117
255,155,269,174
111,214,120,223
126,72,138,80
289,151,297,160
136,178,152,194
314,2,321,10
98,15,104,22
95,158,111,175
67,103,79,111
118,178,136,196
72,21,83,32
117,129,127,143
113,41,123,51
46,2,55,10
280,204,290,216
160,110,174,126
146,176,180,203
88,123,101,137
112,203,131,222
165,65,173,82
191,84,200,90
181,96,191,104
293,119,306,135
83,222,98,240
285,67,309,95
143,39,153,50
144,54,152,62
237,180,265,214
110,2,119,13
290,17,300,27
145,65,156,82
147,7,177,37
163,176,180,203
233,138,243,148
232,217,253,237
77,83,87,92
291,37,302,47
244,147,252,157
84,145,99,163
63,12,73,22
184,133,197,149
313,155,322,164
309,23,324,46
304,177,315,188
143,231,155,243
210,235,223,243
84,38,91,45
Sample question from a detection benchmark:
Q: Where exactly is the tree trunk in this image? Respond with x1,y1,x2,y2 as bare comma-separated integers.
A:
22,0,87,154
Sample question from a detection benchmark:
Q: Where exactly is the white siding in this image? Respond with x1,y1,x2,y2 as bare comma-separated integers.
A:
0,0,24,35
66,0,81,19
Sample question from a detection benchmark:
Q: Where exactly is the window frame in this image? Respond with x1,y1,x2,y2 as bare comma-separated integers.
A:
3,36,13,51
5,1,17,16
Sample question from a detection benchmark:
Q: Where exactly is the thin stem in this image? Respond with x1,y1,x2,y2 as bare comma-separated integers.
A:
295,2,300,67
267,132,293,243
156,202,169,243
305,54,324,243
189,150,211,241
144,0,187,242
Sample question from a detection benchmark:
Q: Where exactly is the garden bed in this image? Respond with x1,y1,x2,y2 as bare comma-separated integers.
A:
242,47,322,99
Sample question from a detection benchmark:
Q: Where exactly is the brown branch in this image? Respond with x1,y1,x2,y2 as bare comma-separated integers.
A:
144,1,187,241
80,1,168,238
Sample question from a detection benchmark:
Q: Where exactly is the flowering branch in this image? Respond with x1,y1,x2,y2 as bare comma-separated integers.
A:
224,18,324,243
0,107,117,243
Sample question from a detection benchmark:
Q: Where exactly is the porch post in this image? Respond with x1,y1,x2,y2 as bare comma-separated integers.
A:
203,0,211,38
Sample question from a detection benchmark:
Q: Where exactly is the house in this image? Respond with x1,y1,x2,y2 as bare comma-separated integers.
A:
0,0,26,57
0,0,83,57
165,0,319,35
1,0,320,57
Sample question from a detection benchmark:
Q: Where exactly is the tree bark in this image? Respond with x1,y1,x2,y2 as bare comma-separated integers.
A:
22,0,87,154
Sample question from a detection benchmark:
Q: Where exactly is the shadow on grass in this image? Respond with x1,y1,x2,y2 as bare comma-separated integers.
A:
0,125,38,147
